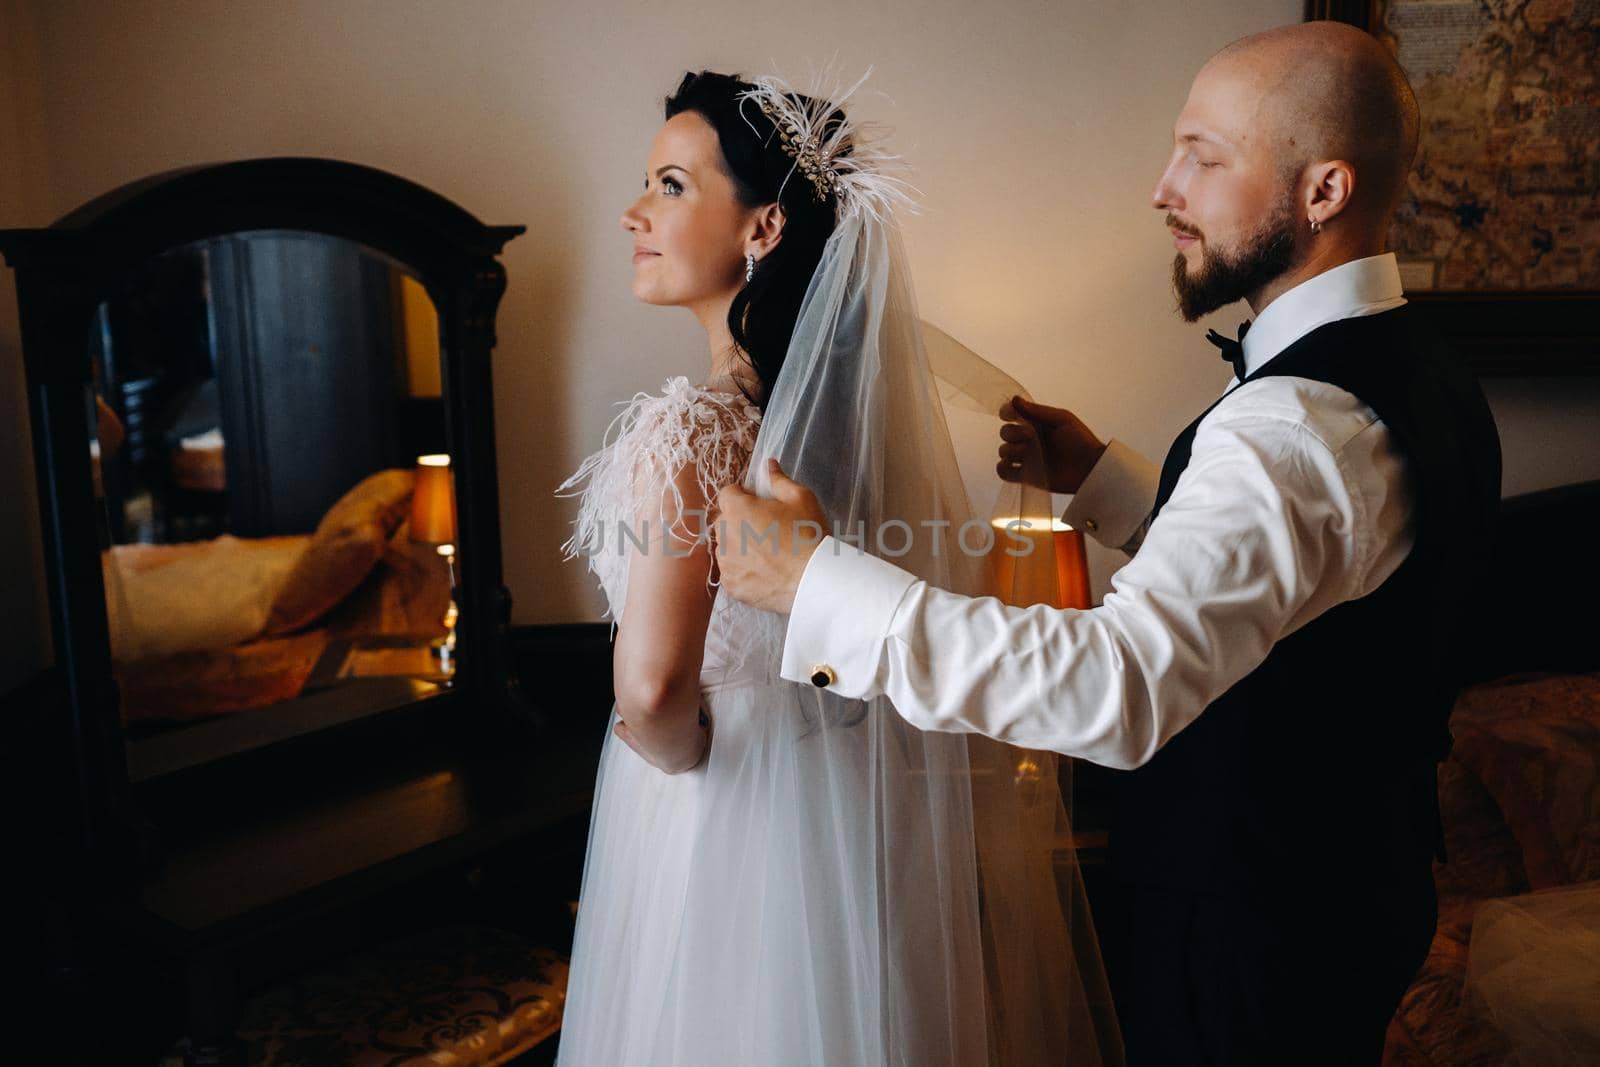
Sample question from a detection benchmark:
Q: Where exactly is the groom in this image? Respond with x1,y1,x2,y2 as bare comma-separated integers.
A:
715,20,1501,1066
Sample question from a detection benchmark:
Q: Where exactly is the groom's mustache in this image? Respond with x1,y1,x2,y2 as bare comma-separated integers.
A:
1166,213,1203,240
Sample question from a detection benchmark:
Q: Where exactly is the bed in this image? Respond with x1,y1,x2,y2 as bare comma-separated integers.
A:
1383,479,1600,1066
104,468,454,725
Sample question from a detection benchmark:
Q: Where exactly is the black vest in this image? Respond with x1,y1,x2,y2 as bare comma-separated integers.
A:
1112,303,1502,899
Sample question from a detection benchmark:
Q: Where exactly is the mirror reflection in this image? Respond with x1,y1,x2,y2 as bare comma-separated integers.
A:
85,231,459,778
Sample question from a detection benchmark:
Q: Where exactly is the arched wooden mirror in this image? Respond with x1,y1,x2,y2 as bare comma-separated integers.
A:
1,158,531,864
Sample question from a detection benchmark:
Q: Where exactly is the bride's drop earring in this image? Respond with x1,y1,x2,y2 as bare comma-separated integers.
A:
745,252,756,283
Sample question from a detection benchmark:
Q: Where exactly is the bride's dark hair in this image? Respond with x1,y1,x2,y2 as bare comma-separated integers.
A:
664,71,845,415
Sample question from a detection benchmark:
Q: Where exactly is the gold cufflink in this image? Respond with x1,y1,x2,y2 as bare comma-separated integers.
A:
1084,518,1098,532
809,664,836,688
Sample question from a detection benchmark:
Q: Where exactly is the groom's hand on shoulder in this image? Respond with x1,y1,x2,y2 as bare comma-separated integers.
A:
714,458,828,614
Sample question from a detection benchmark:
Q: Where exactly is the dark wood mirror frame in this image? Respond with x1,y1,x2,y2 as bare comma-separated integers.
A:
0,159,616,1064
0,156,537,879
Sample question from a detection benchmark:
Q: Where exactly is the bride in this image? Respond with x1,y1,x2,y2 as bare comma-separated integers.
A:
554,69,1120,1066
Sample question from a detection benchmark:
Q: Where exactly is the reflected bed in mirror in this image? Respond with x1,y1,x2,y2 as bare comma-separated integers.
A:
84,230,462,779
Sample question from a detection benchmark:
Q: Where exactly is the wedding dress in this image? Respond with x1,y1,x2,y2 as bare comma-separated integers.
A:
557,374,918,1065
551,72,1119,1067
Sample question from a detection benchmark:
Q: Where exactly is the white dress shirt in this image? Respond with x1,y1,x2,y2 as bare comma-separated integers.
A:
777,254,1415,770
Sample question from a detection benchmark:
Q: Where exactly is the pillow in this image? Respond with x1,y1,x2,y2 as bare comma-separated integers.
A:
264,469,415,635
1449,673,1600,888
1434,755,1530,902
104,534,310,661
378,519,455,634
315,519,455,639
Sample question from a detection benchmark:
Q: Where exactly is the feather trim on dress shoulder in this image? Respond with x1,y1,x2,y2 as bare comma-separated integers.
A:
554,376,761,617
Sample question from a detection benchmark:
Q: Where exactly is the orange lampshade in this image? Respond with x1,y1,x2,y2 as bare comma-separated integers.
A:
410,454,457,545
987,515,1091,609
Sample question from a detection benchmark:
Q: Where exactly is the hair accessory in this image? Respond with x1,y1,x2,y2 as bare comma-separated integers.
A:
735,69,916,224
755,97,841,203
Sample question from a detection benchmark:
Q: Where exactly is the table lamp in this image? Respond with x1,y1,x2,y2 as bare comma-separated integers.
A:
987,515,1091,610
986,512,1091,796
410,453,459,672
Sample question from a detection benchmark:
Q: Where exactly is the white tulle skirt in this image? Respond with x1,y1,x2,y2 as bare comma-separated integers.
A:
554,674,1001,1067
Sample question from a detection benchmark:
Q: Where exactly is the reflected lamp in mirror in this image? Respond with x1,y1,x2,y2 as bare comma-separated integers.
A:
988,516,1091,610
410,453,459,672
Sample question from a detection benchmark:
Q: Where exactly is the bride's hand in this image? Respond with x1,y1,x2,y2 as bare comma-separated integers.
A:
613,708,712,775
997,394,1108,494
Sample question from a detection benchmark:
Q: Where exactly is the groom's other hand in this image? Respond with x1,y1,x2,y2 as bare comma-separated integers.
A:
997,394,1108,493
714,458,829,614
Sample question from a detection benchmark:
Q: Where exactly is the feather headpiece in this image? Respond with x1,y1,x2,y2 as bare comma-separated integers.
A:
735,67,915,225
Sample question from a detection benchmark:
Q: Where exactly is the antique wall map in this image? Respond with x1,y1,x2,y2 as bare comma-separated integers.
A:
1377,0,1599,290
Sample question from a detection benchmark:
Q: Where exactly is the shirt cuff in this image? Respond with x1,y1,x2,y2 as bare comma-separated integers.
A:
780,534,919,700
1062,438,1160,549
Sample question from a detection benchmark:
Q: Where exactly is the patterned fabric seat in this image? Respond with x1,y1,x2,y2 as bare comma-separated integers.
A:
1384,672,1600,1065
235,925,567,1067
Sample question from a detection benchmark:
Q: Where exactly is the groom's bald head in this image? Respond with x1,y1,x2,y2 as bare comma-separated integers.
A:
1211,21,1420,225
1154,21,1420,320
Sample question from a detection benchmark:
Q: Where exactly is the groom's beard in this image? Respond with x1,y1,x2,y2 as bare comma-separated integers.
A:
1170,200,1298,323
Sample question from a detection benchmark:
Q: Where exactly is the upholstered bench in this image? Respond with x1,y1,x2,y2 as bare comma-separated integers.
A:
229,924,567,1066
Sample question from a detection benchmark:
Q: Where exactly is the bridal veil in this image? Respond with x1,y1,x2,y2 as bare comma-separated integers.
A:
705,72,1123,1065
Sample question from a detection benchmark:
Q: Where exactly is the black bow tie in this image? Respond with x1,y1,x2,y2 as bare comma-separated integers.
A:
1205,319,1253,380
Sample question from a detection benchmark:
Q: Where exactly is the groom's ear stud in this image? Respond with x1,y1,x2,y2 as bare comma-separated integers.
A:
809,664,837,688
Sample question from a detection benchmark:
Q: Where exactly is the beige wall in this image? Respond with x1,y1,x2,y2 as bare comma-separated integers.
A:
2,1,1596,656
